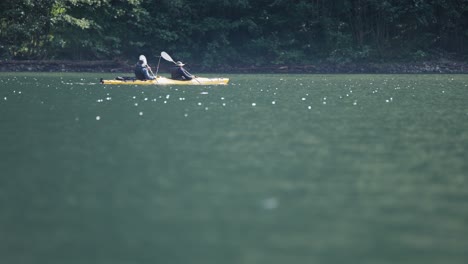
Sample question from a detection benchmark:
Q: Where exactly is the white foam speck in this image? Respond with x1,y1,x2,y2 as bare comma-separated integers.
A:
252,103,256,106
260,197,278,210
96,116,101,120
139,112,143,116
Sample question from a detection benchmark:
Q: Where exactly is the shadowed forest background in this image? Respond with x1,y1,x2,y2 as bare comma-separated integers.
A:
1,0,467,69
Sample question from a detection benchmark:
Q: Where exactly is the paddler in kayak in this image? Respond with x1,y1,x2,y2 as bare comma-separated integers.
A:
134,55,155,80
171,61,196,81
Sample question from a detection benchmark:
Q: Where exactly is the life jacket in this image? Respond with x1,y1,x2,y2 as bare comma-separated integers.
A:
134,63,146,80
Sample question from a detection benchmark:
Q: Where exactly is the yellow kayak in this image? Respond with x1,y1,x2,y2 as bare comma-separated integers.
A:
100,76,229,85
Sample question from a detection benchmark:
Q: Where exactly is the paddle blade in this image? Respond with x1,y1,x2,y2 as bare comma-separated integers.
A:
161,51,174,63
139,55,148,66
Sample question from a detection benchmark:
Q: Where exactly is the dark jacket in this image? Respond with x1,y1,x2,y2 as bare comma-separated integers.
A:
134,62,155,80
171,66,193,80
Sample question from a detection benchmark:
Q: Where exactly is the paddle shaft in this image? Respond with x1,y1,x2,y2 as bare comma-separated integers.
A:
148,66,155,78
154,56,162,80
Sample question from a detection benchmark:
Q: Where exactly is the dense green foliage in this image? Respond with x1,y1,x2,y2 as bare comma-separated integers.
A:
1,0,467,66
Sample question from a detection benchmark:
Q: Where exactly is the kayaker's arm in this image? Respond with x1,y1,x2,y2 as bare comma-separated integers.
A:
181,68,194,80
142,66,155,80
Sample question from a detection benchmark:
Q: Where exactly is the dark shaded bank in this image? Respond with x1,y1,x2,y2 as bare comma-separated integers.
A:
0,60,128,73
1,60,467,74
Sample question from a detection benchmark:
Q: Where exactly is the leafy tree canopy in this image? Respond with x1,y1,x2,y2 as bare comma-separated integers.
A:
1,0,467,66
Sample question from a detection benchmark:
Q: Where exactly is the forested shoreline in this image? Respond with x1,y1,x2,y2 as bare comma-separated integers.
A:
1,0,467,71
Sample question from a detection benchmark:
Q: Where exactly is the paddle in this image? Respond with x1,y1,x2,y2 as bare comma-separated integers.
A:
161,51,200,84
154,55,162,79
146,56,161,84
148,66,156,78
161,51,176,64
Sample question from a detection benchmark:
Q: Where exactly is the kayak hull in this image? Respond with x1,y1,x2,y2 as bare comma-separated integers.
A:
101,77,229,85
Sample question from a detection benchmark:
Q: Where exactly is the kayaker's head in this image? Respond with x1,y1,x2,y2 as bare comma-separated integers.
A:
138,59,145,65
175,61,185,67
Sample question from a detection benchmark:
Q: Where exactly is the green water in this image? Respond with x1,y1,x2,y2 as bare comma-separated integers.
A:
1,72,468,264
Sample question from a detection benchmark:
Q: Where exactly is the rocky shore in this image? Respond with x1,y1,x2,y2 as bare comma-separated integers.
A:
0,59,467,74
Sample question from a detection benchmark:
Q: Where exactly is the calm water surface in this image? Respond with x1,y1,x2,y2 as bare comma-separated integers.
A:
1,73,468,264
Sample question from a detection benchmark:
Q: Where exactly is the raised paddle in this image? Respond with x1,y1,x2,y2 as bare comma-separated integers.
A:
147,56,161,84
161,51,176,64
154,55,162,79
